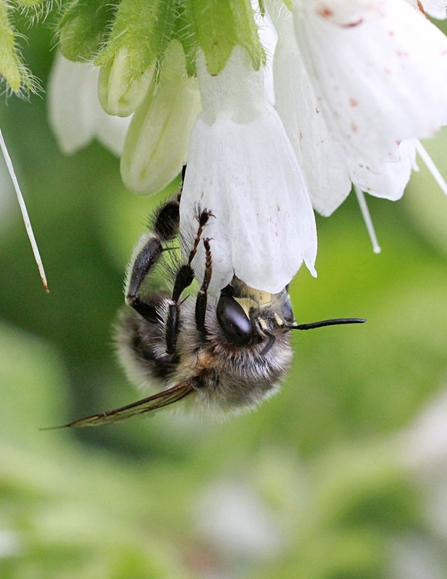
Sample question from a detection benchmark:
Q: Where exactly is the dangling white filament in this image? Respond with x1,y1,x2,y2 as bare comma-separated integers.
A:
415,139,447,198
0,130,49,293
354,186,382,254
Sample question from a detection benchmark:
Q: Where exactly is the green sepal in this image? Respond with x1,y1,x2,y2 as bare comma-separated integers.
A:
0,0,33,93
95,0,177,77
172,3,198,77
58,0,116,62
186,0,264,76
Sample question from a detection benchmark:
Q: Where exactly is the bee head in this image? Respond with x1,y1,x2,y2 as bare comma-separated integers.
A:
215,282,293,353
215,278,366,353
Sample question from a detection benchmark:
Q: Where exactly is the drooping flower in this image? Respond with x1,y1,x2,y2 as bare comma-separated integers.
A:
291,0,447,167
267,0,418,216
44,0,447,293
48,53,131,156
180,46,317,295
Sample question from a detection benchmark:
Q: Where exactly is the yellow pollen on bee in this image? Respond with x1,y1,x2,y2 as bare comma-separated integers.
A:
274,313,284,327
234,297,258,315
242,286,273,306
197,349,217,370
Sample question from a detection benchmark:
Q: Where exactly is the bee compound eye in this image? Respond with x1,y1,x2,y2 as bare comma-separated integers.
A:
216,295,253,346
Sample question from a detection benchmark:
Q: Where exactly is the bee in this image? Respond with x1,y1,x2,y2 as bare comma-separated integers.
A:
59,189,365,427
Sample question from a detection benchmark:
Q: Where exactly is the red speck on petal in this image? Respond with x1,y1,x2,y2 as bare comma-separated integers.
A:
389,30,395,37
341,19,364,28
396,50,409,58
315,108,320,114
351,122,358,133
349,98,358,107
417,0,427,16
317,6,333,18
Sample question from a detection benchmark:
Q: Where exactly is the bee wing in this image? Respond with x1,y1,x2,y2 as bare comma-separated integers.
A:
45,380,195,429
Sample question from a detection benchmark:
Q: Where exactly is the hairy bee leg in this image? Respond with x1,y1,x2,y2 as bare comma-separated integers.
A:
125,199,180,323
195,238,212,337
164,209,212,355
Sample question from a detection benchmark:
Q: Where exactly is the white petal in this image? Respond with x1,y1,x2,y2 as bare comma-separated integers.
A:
47,53,98,154
268,1,352,216
295,0,387,27
293,0,447,165
96,113,132,157
350,140,417,201
47,53,130,156
252,1,278,106
180,48,317,295
419,0,447,19
120,41,201,195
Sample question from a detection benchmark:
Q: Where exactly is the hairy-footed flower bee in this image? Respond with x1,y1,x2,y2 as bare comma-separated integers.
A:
58,189,365,427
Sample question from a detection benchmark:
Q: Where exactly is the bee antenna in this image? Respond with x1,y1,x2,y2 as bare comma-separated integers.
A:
290,318,366,331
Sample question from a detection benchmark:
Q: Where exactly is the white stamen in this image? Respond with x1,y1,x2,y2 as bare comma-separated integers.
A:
354,186,382,254
0,130,49,293
415,139,447,198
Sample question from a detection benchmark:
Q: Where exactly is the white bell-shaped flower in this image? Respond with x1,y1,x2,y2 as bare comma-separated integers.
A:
292,0,447,169
47,53,130,156
180,47,317,295
269,2,351,215
267,1,416,216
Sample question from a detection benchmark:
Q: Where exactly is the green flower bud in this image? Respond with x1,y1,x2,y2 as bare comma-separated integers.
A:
95,0,177,116
121,40,201,196
58,0,115,62
98,48,155,117
96,0,176,70
0,0,33,93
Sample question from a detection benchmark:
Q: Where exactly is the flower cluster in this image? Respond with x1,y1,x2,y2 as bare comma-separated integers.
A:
46,0,447,294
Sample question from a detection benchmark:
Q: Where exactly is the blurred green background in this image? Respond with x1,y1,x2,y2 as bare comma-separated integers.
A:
1,11,447,579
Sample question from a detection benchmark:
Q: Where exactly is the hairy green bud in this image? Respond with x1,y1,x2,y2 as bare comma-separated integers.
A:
0,0,34,93
59,0,115,62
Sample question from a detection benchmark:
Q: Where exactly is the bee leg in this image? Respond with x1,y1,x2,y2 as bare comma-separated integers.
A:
176,165,187,203
164,209,212,355
125,199,180,323
195,238,212,337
